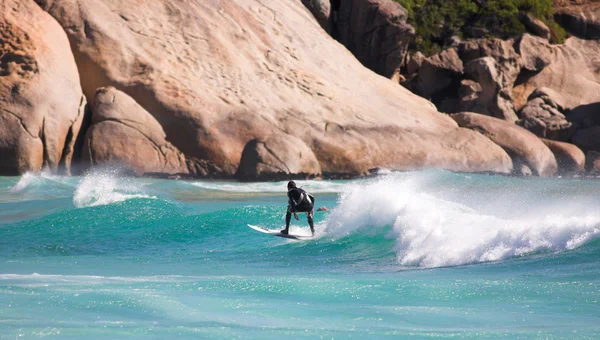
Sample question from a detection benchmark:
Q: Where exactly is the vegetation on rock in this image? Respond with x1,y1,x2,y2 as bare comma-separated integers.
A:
396,0,566,55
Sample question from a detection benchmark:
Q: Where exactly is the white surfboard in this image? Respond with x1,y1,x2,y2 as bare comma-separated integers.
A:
247,224,313,240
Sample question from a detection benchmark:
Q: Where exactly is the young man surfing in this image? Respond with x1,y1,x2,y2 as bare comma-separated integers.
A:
282,181,315,236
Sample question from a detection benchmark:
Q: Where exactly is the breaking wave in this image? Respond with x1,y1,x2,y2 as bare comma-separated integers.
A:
324,173,600,268
73,170,155,208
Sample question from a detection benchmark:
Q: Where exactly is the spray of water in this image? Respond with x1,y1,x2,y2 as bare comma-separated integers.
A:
73,170,154,208
325,173,600,268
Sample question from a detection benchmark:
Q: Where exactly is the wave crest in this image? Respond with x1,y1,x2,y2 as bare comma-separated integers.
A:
325,173,600,268
73,170,154,208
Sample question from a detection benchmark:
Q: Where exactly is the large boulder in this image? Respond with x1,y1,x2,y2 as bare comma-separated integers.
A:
334,0,414,79
457,80,484,113
572,126,600,152
0,0,86,176
519,13,551,41
406,51,426,75
457,39,522,122
310,123,514,175
237,134,322,181
541,139,585,176
555,7,600,40
567,102,600,129
408,48,463,100
458,38,522,78
516,90,575,141
461,57,519,122
82,87,188,176
35,0,514,178
451,112,558,177
512,37,600,112
515,34,553,73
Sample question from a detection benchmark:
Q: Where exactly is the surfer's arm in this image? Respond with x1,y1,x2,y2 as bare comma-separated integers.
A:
288,192,299,211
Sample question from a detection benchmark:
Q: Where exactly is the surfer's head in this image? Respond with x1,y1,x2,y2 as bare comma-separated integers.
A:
287,181,296,190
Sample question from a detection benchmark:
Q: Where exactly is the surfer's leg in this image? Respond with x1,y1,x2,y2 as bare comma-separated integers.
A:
282,211,292,235
307,213,315,236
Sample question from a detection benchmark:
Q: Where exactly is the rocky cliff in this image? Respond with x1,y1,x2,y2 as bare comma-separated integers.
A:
3,0,600,179
0,0,520,179
303,0,600,177
0,0,86,176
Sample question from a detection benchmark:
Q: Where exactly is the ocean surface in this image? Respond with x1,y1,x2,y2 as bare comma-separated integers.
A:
1,170,599,339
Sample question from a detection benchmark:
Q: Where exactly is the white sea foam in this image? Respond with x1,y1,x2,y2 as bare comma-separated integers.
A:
11,172,43,193
325,174,600,268
10,171,73,193
73,170,154,208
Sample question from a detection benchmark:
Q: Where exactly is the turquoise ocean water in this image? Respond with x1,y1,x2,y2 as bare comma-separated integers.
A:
1,170,599,339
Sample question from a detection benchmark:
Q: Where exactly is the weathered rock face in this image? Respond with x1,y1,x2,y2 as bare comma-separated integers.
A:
517,99,573,140
408,48,463,100
406,51,425,75
301,0,331,31
586,150,600,175
513,37,600,112
82,87,188,176
34,0,515,178
555,6,600,40
541,139,585,175
572,126,600,152
457,80,483,113
519,13,551,41
334,0,414,79
516,90,575,141
461,57,519,122
515,34,553,73
406,38,524,121
566,101,600,130
237,134,322,181
0,0,86,176
458,39,522,122
511,36,600,163
451,112,558,177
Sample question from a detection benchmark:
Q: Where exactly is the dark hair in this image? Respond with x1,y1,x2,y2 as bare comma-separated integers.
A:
287,180,296,190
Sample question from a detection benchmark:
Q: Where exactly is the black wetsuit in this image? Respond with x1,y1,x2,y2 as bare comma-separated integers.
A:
284,187,315,235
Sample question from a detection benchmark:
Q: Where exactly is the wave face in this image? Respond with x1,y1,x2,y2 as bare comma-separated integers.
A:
325,172,600,267
1,170,600,339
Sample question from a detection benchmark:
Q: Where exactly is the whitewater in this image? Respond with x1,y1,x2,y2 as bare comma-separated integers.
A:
1,170,599,338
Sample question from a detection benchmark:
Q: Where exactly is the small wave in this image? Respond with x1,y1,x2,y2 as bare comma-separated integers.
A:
189,180,345,193
73,170,155,208
325,173,600,268
10,171,74,194
0,273,224,285
11,172,42,193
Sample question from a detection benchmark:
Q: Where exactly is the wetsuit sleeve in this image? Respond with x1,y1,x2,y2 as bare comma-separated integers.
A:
288,191,297,211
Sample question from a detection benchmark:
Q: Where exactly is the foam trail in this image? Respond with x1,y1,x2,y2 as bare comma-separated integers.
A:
73,170,154,208
325,174,600,268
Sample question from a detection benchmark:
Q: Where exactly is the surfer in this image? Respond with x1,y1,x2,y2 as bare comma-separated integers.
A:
281,180,315,236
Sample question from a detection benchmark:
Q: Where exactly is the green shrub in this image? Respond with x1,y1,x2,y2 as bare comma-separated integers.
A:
395,0,564,55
